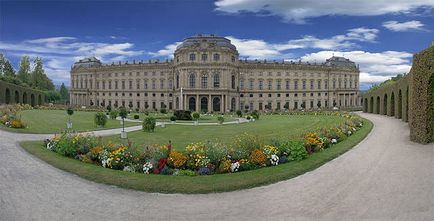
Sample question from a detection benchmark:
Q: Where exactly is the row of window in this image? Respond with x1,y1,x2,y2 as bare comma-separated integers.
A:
180,53,236,63
240,92,329,98
240,79,357,90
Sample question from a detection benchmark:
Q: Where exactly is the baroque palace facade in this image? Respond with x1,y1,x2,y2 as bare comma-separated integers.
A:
70,34,360,112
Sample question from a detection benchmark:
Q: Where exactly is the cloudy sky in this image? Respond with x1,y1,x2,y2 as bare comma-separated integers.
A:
0,0,433,90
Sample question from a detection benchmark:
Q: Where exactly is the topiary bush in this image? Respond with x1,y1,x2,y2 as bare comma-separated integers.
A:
143,116,156,132
217,116,224,124
251,110,260,120
170,115,176,122
160,108,167,114
94,112,108,127
192,112,200,121
236,110,242,117
133,114,140,119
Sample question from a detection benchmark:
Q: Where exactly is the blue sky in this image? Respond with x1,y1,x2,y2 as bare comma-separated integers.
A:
0,0,433,90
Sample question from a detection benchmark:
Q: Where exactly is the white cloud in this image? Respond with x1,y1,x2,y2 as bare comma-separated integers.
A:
299,50,412,86
148,42,182,58
215,0,434,23
151,28,379,60
382,20,426,31
0,37,144,85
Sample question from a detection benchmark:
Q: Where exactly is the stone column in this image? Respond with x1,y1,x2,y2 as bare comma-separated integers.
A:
196,94,199,112
208,94,212,112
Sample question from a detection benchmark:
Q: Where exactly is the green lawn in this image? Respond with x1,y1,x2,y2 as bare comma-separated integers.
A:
0,109,140,134
109,114,346,150
20,118,373,194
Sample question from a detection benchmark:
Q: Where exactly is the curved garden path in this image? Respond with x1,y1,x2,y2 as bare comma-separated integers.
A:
0,113,433,220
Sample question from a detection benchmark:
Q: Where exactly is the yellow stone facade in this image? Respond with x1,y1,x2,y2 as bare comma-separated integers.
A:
70,34,360,112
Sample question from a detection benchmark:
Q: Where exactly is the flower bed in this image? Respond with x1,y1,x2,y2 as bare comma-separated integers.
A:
0,104,28,128
43,112,365,176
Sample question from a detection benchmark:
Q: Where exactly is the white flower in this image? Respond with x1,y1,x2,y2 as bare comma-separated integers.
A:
352,128,356,131
102,159,108,168
331,139,337,144
359,123,363,127
143,162,153,174
46,142,56,151
270,155,279,166
347,131,352,135
123,166,135,172
230,162,240,172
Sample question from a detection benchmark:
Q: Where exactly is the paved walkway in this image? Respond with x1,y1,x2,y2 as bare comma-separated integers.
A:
0,113,433,220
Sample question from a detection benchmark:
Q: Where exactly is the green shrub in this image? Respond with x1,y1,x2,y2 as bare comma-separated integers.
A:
109,110,119,119
174,110,192,120
217,116,224,124
236,110,242,117
205,142,229,166
143,116,156,132
106,105,112,112
160,108,167,114
170,115,177,121
66,107,74,116
230,133,263,160
177,169,197,176
94,112,108,127
286,141,308,161
133,114,140,119
251,110,260,120
192,112,200,121
56,137,76,157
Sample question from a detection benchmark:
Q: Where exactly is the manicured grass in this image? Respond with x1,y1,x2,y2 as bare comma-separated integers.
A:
0,109,140,134
19,118,373,194
108,115,346,150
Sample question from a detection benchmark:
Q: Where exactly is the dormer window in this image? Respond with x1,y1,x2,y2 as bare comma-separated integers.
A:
189,53,196,61
201,54,208,61
213,53,220,61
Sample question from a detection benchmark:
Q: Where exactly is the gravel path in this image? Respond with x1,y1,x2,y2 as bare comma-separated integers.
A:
0,113,433,221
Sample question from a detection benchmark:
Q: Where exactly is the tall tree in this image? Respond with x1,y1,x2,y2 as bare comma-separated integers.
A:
17,55,31,84
0,53,5,77
59,82,69,101
31,57,54,91
3,59,15,78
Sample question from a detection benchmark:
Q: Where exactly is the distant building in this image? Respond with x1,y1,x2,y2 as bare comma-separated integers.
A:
70,34,360,112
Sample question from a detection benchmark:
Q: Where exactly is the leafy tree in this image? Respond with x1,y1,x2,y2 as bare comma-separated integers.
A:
59,83,69,101
17,56,31,84
66,107,74,125
45,90,61,103
192,112,200,121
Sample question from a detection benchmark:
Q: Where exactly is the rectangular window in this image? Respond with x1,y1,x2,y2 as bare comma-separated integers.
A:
294,80,298,90
144,80,148,89
268,80,272,90
302,80,306,90
152,80,156,89
240,80,244,90
285,80,290,90
122,81,125,89
136,80,140,89
277,80,281,90
317,80,321,89
259,102,263,110
310,80,314,90
160,79,164,89
108,81,112,89
259,80,263,90
249,80,254,90
129,80,132,90
169,80,173,89
201,54,207,61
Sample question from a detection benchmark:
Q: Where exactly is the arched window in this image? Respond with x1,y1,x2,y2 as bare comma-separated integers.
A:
231,75,236,89
213,53,220,61
189,73,196,88
201,74,208,88
213,73,220,88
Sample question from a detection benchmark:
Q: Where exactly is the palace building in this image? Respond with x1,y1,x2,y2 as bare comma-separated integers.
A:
70,34,360,112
